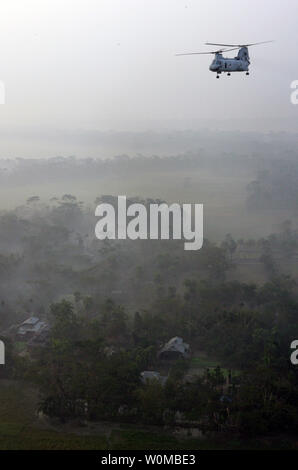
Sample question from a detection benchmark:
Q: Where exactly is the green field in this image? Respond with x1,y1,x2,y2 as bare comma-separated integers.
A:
188,353,240,379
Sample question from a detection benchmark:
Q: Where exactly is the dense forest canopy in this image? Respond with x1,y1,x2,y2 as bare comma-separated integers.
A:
1,131,298,447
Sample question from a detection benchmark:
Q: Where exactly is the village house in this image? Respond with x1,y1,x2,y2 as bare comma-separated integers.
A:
140,370,168,386
17,316,48,341
158,336,190,360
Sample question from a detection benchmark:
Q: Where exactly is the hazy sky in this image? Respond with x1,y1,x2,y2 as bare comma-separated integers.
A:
0,0,297,157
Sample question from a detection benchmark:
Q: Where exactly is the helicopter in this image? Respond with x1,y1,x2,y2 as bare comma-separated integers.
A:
176,41,273,78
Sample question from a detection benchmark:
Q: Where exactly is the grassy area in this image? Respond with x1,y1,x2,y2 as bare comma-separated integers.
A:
108,429,297,450
0,380,109,449
189,352,240,378
190,355,220,369
0,428,108,450
14,342,27,353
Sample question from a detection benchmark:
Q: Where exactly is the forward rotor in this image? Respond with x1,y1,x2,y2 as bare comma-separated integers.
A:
176,47,239,56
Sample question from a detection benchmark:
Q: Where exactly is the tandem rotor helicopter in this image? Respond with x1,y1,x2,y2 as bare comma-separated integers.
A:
176,41,273,78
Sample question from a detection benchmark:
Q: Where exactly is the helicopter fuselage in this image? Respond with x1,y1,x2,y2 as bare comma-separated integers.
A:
209,47,250,75
209,53,249,73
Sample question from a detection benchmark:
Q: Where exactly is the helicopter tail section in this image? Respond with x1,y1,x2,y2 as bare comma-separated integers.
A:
237,46,250,64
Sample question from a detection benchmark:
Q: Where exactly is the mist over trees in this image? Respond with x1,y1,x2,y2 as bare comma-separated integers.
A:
1,130,298,448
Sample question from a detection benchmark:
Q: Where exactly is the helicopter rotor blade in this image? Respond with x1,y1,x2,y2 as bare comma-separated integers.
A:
205,42,239,47
176,47,240,56
205,40,274,48
176,51,220,55
243,40,274,47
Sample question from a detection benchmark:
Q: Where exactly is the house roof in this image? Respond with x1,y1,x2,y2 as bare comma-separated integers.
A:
141,371,161,381
22,316,40,326
140,371,167,386
18,318,48,336
159,336,190,356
